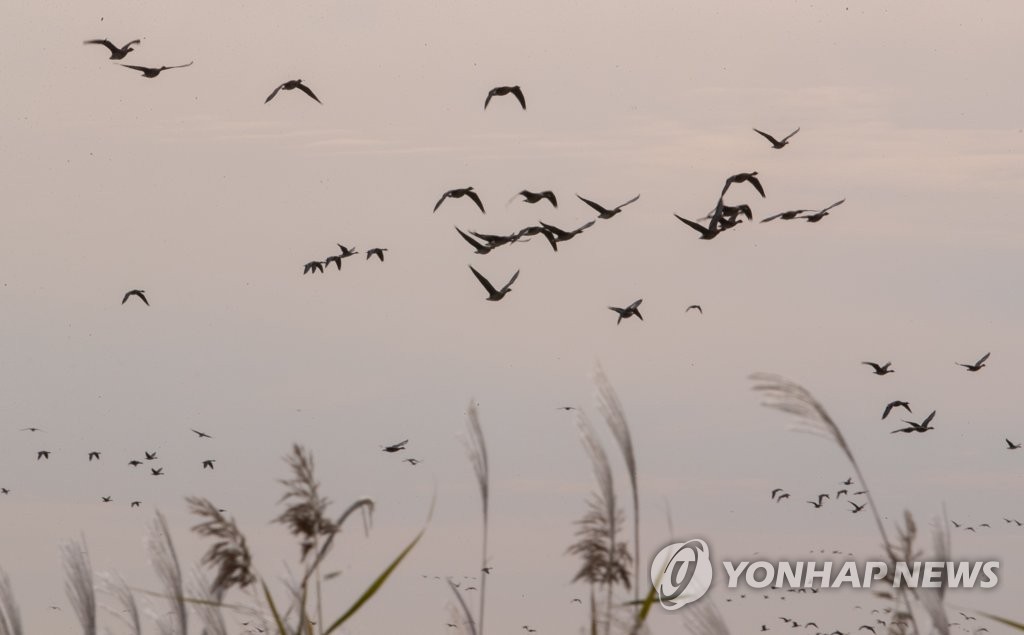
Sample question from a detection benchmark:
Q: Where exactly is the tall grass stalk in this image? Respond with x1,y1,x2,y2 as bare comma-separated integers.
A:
0,569,23,635
61,537,97,635
463,403,490,635
147,511,187,635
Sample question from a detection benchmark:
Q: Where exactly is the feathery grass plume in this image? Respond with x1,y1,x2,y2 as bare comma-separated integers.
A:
569,412,631,635
100,573,141,635
447,578,478,635
189,570,228,635
274,445,335,561
147,511,188,635
61,537,97,635
918,511,951,635
0,569,23,635
463,403,490,635
188,496,256,598
683,602,732,635
594,364,641,609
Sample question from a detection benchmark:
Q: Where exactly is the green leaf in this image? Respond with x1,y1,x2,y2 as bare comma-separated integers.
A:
262,580,290,635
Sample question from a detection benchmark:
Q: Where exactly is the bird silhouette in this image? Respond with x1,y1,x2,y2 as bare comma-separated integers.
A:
303,261,325,275
484,85,526,110
536,220,595,251
770,488,784,499
850,501,866,513
469,266,519,301
609,299,643,324
882,401,911,419
674,214,728,240
686,304,703,314
722,172,766,198
202,459,216,469
862,361,894,375
753,127,800,149
512,190,557,207
956,352,990,372
891,410,936,434
455,227,495,255
434,187,486,214
775,493,790,501
151,467,164,476
83,38,140,60
265,79,322,104
801,199,846,223
760,209,811,223
20,427,43,432
1006,439,1021,450
403,458,421,466
130,501,141,508
122,289,149,305
101,496,113,503
121,61,193,77
366,247,388,261
191,429,212,439
577,193,639,219
383,440,408,453
128,460,142,467
144,451,157,460
37,451,50,460
88,451,100,461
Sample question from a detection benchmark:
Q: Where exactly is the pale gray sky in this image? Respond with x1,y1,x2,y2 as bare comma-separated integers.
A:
1,0,1023,633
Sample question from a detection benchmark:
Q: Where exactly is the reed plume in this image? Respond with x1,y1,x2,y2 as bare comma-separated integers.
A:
463,403,490,635
61,537,97,635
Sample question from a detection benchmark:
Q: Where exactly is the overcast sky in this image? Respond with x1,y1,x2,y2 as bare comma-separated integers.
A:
1,1,1023,633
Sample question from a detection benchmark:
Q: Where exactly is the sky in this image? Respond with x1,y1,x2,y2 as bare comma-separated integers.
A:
1,0,1023,633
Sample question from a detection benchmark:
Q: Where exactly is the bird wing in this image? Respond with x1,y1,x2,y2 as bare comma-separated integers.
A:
921,410,936,427
433,191,450,212
167,61,194,70
122,292,131,304
510,86,526,110
820,199,846,214
882,403,894,419
618,194,640,209
862,362,880,371
455,227,486,251
975,352,991,365
296,82,322,103
748,174,766,197
139,292,149,305
84,39,118,54
501,269,520,292
265,83,284,103
674,214,709,237
576,194,608,215
484,90,494,109
627,298,642,311
571,220,596,235
469,266,498,295
121,64,151,73
1007,439,1015,449
124,39,142,48
781,127,801,142
753,128,780,145
545,191,557,207
465,189,486,214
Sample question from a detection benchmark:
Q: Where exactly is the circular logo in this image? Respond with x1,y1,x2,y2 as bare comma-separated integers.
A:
650,539,713,610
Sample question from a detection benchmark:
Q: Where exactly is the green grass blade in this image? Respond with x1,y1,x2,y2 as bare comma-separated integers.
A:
262,580,290,635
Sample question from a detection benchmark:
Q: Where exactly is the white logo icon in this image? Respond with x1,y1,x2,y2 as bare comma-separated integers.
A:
650,539,713,610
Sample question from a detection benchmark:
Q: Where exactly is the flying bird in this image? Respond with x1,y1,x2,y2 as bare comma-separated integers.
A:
882,401,911,419
383,440,408,453
1006,439,1021,450
674,214,728,240
686,305,703,314
434,187,486,214
536,220,595,251
469,265,519,301
484,85,526,110
144,451,157,460
83,38,140,60
753,127,800,149
850,501,866,513
191,429,212,439
722,172,766,198
770,488,784,500
122,289,149,305
128,460,142,467
455,227,495,255
121,61,193,78
101,496,113,503
576,193,640,219
801,199,846,223
760,209,810,223
775,493,790,502
891,410,936,434
265,79,321,104
956,352,990,372
88,451,100,461
202,460,216,469
303,261,325,275
20,427,44,432
151,467,164,476
130,501,141,508
403,458,421,466
862,361,894,375
512,190,556,207
609,299,643,325
0,488,9,495
37,451,50,460
366,247,388,261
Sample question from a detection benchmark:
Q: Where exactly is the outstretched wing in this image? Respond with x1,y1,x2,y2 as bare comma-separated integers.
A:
484,90,494,109
433,191,450,213
576,194,608,215
617,194,640,209
120,64,150,73
455,227,486,251
83,39,118,55
820,199,846,214
747,174,766,197
138,292,149,306
510,85,526,110
167,61,194,70
469,266,498,295
781,127,801,142
501,269,520,292
265,83,284,103
975,352,991,366
296,82,322,104
674,214,709,237
753,128,780,145
627,298,642,311
464,189,486,214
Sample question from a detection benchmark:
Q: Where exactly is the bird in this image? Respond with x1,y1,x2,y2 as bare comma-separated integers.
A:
512,190,556,207
891,410,936,434
191,429,212,439
37,451,50,460
760,209,810,223
434,187,486,214
101,496,113,503
122,289,149,305
608,299,643,325
469,266,519,301
536,220,595,251
577,193,640,219
850,501,866,513
121,61,193,78
956,352,990,372
144,451,157,460
801,199,846,223
1,488,9,495
807,500,824,509
775,493,790,502
265,79,321,104
366,247,388,261
484,85,526,110
83,38,140,60
130,501,141,508
722,172,766,198
88,451,101,461
753,127,800,149
403,458,421,466
862,361,894,375
674,214,728,240
151,467,164,476
128,460,142,467
202,459,216,469
882,401,911,419
842,477,854,485
336,244,359,259
686,305,703,314
303,261,325,275
1006,439,1021,450
455,227,495,255
813,493,829,506
383,440,408,453
20,427,44,432
770,488,784,500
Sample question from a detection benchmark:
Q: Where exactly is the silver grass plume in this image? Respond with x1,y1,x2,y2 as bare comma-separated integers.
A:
274,445,334,561
187,496,255,597
463,403,490,635
147,511,187,635
61,537,97,635
189,570,228,635
0,569,23,635
99,573,141,635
